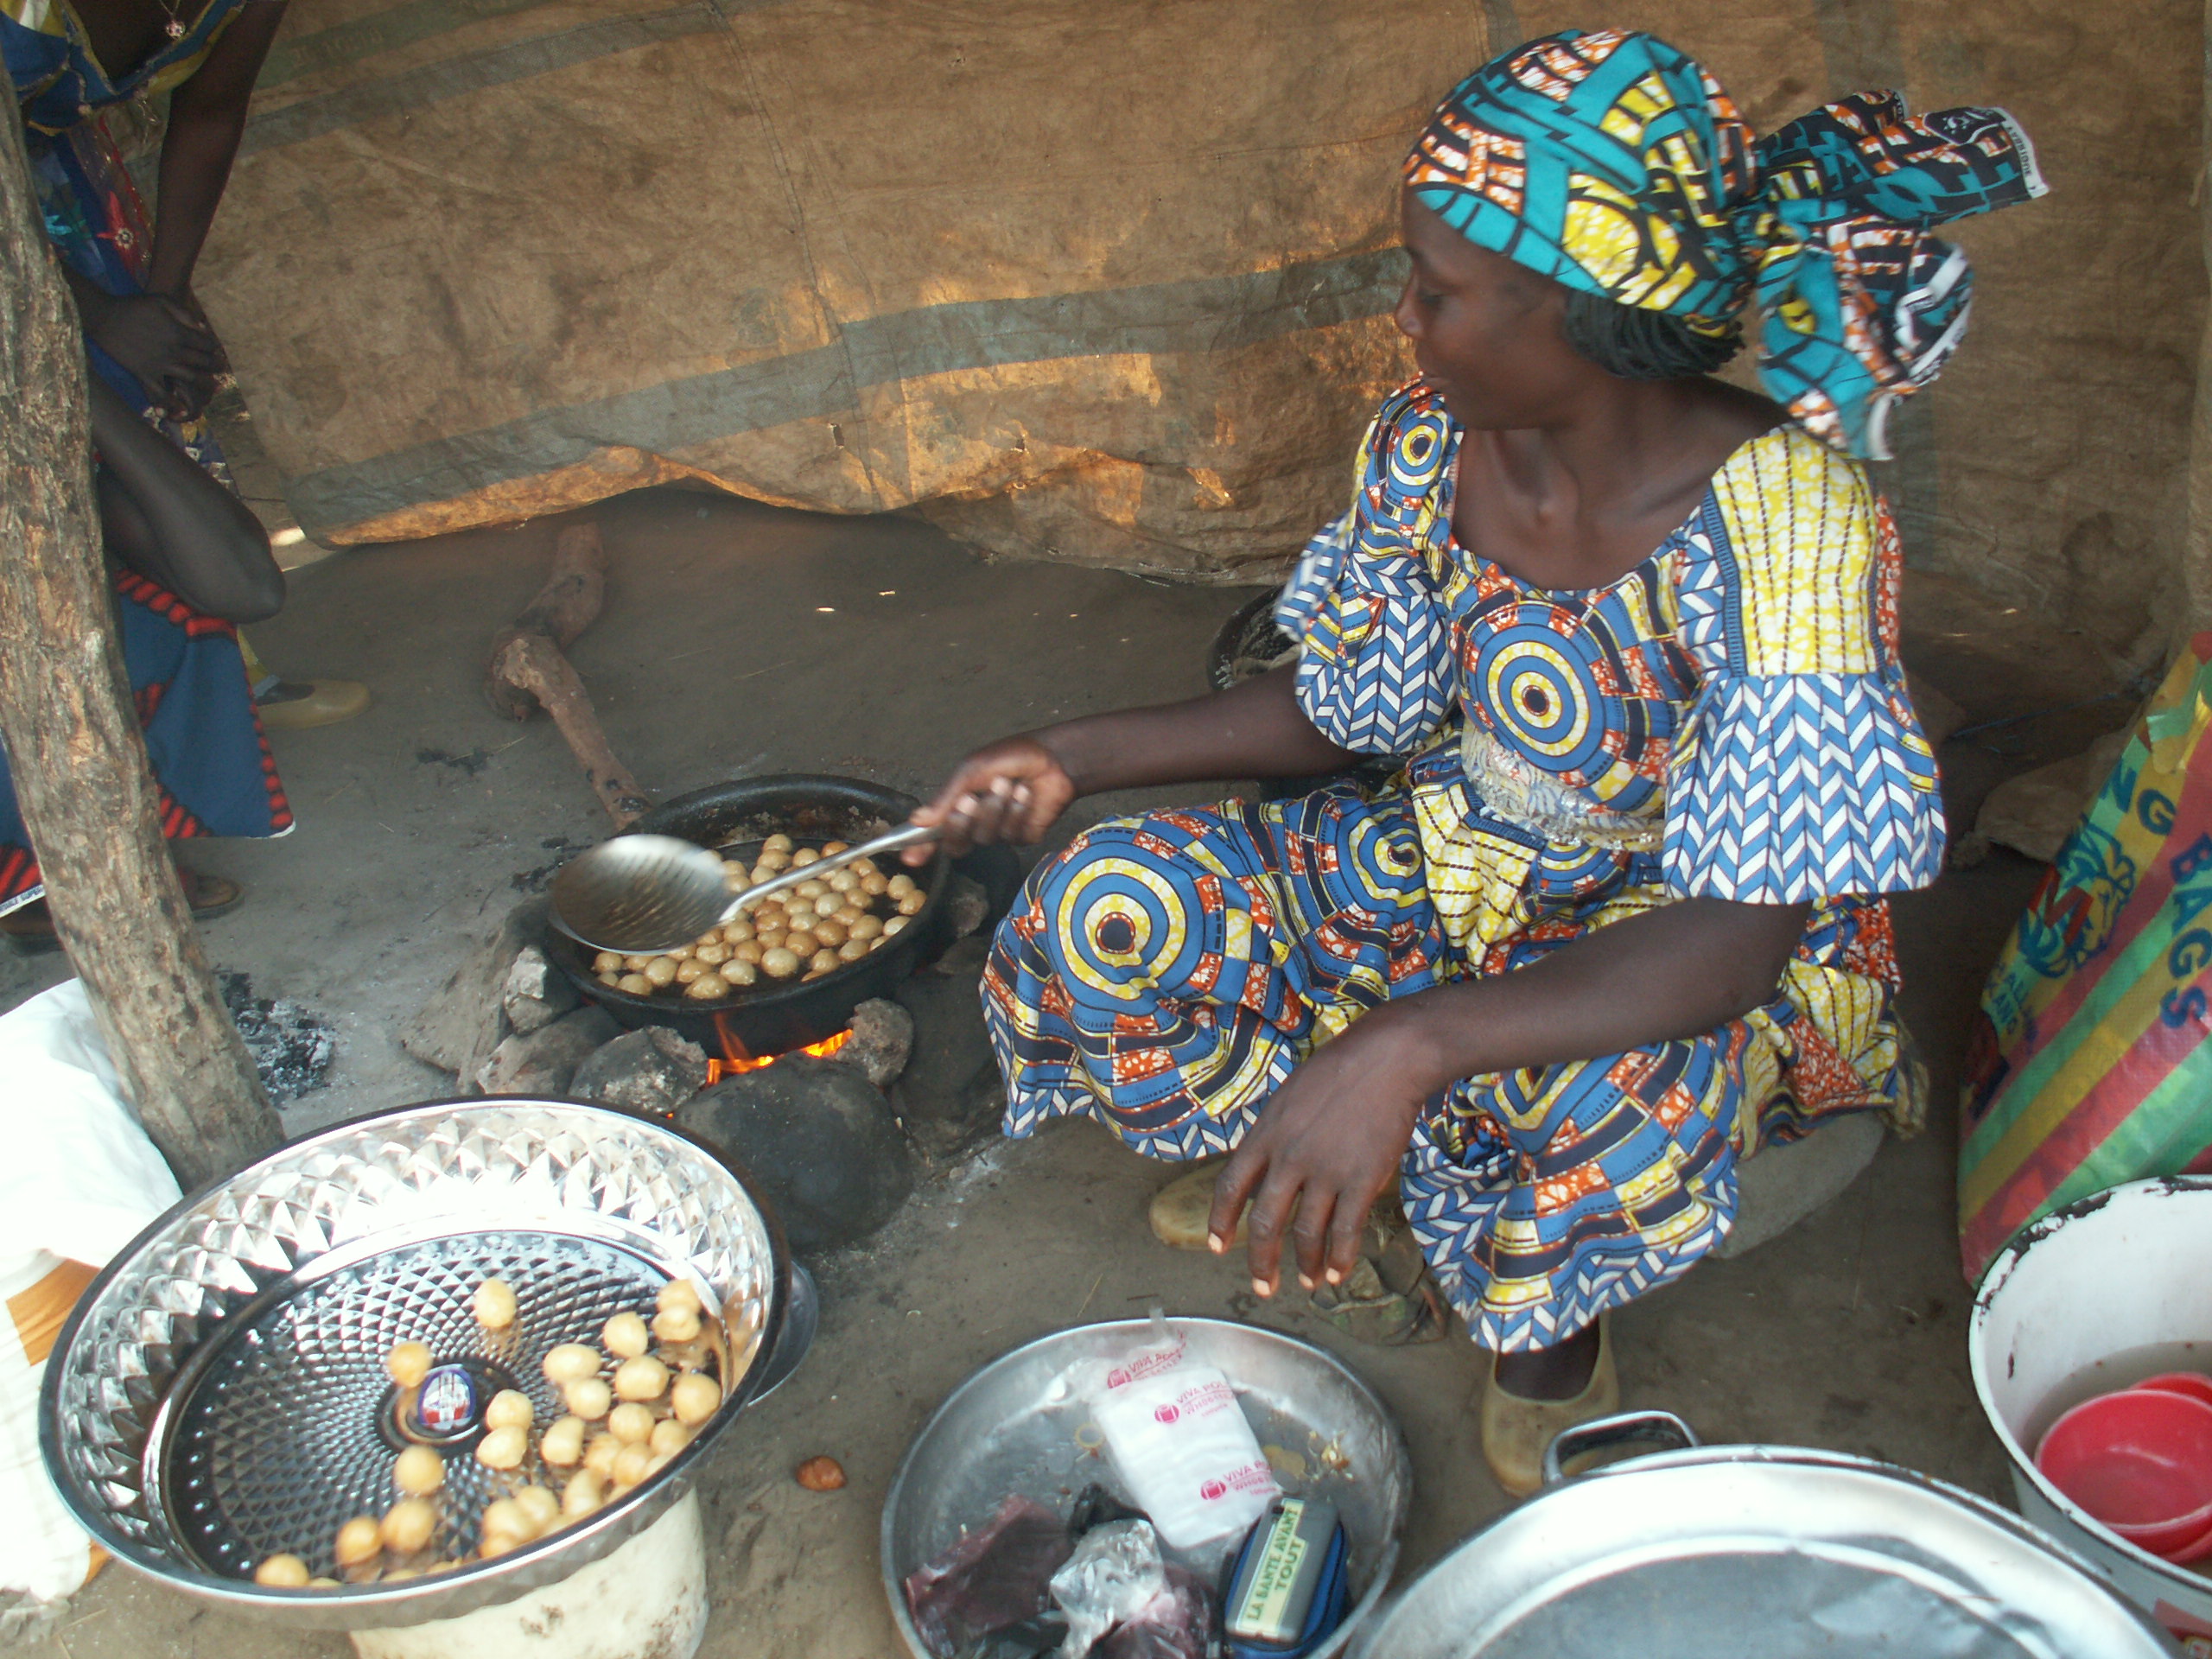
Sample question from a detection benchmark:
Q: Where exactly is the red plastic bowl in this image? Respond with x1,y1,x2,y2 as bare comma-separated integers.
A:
2134,1372,2212,1410
2037,1388,2212,1559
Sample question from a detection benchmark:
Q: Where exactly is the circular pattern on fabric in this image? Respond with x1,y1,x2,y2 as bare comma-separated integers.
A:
1478,625,1604,773
1387,409,1454,495
1052,855,1198,999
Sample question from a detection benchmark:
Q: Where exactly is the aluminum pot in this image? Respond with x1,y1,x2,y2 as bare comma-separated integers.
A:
1972,1176,2212,1649
1354,1412,2177,1658
543,773,950,1056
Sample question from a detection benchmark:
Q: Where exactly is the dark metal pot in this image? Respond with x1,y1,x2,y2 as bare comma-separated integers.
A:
543,774,950,1056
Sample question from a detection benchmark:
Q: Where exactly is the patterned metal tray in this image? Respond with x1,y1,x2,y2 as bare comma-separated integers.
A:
41,1097,788,1630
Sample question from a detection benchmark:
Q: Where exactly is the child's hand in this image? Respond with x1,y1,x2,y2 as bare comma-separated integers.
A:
906,737,1077,861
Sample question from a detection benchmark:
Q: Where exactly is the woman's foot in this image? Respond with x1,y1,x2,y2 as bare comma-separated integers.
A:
1479,1318,1619,1498
0,864,243,944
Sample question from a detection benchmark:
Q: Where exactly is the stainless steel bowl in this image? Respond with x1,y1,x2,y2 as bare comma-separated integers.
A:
40,1096,788,1631
881,1318,1411,1659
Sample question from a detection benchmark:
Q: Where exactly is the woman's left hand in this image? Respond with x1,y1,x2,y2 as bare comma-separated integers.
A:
1206,1014,1438,1296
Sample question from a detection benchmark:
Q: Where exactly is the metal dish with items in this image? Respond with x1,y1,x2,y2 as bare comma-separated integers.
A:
880,1317,1412,1659
1352,1411,2178,1658
38,1097,792,1631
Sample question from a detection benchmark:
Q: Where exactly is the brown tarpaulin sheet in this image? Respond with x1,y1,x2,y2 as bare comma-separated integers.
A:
201,0,2201,664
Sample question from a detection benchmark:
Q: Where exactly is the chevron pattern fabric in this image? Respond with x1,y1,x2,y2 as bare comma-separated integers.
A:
981,381,1935,1354
1666,671,1943,900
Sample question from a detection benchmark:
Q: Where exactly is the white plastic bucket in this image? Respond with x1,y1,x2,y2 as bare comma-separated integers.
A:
1970,1176,2212,1650
348,1490,707,1659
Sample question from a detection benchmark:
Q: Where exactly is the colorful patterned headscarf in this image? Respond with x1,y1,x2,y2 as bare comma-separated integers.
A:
1404,29,2045,459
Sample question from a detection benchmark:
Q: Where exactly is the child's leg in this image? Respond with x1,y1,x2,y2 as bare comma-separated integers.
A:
982,786,1444,1161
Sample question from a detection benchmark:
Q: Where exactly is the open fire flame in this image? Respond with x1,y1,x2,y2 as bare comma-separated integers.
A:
705,1028,852,1083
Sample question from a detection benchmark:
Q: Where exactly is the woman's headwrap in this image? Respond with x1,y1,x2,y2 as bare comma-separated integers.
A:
1404,29,2045,459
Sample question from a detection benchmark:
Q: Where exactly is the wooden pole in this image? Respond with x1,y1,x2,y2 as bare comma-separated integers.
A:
0,92,278,1187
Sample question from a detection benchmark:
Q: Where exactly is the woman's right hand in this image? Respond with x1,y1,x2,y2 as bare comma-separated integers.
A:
83,293,225,420
906,735,1077,863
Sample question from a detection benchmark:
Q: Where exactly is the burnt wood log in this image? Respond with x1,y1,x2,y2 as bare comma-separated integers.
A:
485,521,607,720
0,96,279,1185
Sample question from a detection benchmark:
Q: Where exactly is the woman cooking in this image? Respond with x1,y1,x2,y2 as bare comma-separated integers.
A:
906,29,2044,1494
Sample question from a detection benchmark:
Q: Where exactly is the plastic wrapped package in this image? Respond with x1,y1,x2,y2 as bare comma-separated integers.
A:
1049,1521,1166,1657
1101,1563,1215,1659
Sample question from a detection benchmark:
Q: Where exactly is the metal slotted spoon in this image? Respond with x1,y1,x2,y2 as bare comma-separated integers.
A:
550,823,938,956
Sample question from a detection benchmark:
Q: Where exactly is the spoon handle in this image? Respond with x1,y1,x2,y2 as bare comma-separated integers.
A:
713,822,939,926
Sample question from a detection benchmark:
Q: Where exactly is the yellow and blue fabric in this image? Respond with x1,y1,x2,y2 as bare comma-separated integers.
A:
983,381,1938,1351
0,7,290,917
1404,29,2044,460
2,0,254,136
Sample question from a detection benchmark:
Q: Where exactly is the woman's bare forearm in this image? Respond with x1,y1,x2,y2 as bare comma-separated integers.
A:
1357,894,1811,1090
1038,666,1358,797
147,3,285,293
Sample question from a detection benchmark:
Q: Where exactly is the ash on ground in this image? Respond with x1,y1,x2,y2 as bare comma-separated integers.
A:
219,971,336,1102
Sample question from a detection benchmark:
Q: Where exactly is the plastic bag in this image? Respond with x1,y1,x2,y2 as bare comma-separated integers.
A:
1101,1564,1214,1659
904,1495,1074,1657
1080,1316,1278,1549
0,981,180,1608
1050,1520,1166,1659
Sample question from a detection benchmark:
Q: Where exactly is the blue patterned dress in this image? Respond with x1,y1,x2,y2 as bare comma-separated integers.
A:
983,381,1946,1351
1,0,290,915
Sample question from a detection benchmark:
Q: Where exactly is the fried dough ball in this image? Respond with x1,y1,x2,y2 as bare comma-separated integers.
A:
393,1444,445,1497
826,869,858,893
623,955,652,972
652,1302,702,1344
583,1433,621,1478
544,1344,601,1384
791,847,820,868
882,916,909,939
476,1425,529,1471
539,1414,588,1467
334,1516,383,1567
612,1442,655,1490
676,958,708,985
723,957,760,988
609,1402,656,1445
671,1372,722,1426
480,1497,536,1547
887,873,917,898
732,940,764,965
850,857,879,877
381,1497,437,1554
484,1389,534,1433
808,949,841,976
861,872,890,897
617,973,652,995
597,970,622,988
812,918,848,948
796,1455,847,1491
615,1355,671,1402
563,1468,605,1517
822,841,849,856
604,1311,651,1358
683,974,731,1001
753,923,787,951
650,1418,694,1458
847,913,884,941
565,1376,613,1421
760,947,801,980
643,956,679,987
695,941,729,965
385,1341,432,1389
471,1276,518,1330
658,1279,703,1313
812,893,843,919
255,1554,311,1587
515,1485,561,1532
722,918,754,944
838,939,869,963
763,834,794,854
896,889,928,916
593,950,622,974
785,929,818,958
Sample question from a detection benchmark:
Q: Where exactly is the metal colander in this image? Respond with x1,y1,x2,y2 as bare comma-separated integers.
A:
41,1097,787,1631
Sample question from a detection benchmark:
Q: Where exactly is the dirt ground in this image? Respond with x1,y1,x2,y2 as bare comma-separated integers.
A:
0,477,2121,1658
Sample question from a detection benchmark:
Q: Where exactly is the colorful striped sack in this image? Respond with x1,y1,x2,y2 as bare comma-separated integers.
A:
1961,637,2212,1281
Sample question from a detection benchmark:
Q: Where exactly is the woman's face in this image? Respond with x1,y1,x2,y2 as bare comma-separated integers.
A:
1394,192,1595,429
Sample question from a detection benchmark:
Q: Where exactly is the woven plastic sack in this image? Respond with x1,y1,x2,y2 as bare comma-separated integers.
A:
0,982,179,1609
1960,637,2212,1280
